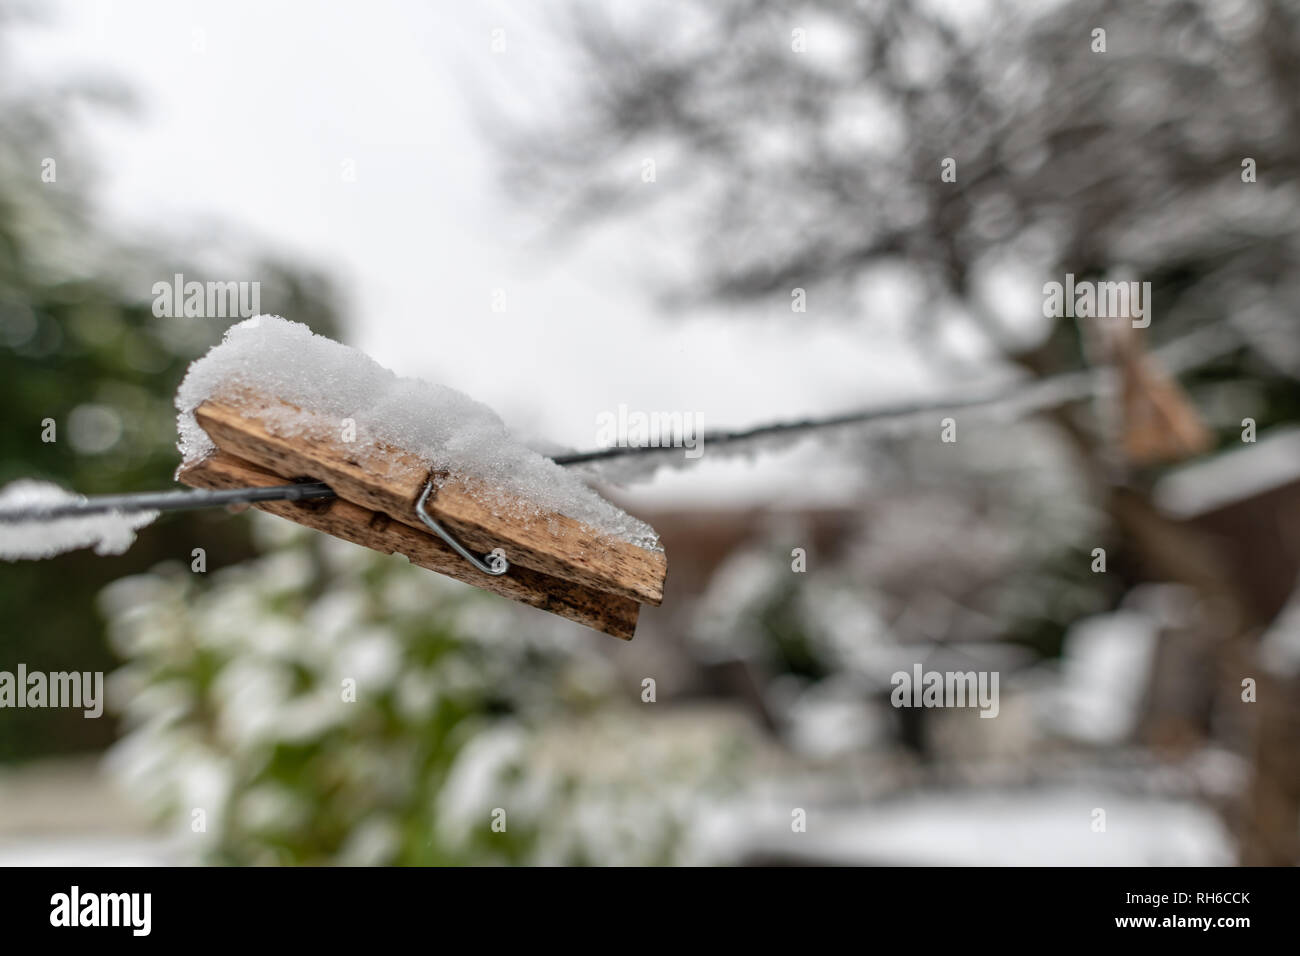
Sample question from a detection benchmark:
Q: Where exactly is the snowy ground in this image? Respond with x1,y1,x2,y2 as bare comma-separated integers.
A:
0,756,189,865
0,751,1234,867
719,787,1234,866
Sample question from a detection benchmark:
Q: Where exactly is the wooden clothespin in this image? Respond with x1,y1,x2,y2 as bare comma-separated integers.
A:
1084,314,1212,467
1113,335,1212,466
177,396,666,640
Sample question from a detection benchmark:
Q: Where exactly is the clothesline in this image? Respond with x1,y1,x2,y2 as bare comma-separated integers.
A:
561,320,1238,464
0,321,1245,522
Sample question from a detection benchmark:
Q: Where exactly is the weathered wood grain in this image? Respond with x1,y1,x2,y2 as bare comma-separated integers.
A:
192,397,666,606
179,451,641,640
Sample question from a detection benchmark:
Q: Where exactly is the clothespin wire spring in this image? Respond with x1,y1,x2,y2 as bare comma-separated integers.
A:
414,480,509,576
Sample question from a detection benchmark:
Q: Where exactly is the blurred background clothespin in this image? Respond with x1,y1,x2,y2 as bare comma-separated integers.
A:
1082,311,1213,470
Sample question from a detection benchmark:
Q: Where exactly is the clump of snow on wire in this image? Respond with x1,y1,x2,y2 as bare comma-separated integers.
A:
0,480,157,560
176,316,660,550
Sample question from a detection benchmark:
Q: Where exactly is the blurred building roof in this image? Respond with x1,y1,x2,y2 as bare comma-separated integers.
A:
1155,426,1300,519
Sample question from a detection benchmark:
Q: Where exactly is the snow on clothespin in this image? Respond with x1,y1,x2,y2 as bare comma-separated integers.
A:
174,317,666,639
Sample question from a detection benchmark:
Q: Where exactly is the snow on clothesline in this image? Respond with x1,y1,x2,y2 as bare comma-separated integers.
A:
0,480,157,560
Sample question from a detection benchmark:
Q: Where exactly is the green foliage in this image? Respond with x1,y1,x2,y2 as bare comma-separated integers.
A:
0,29,343,760
103,516,743,865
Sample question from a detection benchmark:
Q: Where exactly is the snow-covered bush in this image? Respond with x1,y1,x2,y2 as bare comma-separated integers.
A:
101,513,740,865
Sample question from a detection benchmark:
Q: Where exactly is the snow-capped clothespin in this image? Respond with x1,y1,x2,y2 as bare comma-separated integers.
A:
177,396,666,640
171,316,667,639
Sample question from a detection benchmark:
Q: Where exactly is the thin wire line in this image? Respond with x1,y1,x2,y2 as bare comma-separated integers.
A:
0,322,1244,521
554,321,1241,464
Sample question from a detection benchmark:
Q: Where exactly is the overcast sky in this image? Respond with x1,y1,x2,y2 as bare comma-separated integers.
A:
11,0,974,506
